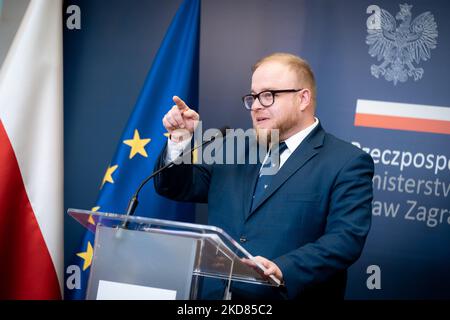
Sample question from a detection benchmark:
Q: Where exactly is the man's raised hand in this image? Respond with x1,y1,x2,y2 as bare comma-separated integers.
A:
162,95,199,142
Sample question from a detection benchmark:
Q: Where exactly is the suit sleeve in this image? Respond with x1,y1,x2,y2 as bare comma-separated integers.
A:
153,142,213,203
273,152,374,299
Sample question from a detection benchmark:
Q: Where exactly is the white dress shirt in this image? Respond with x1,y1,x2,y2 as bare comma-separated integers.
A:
275,117,319,169
165,134,193,163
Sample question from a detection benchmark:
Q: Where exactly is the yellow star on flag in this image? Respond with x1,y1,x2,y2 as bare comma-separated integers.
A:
163,132,170,138
101,164,118,189
88,206,100,225
123,129,151,159
76,241,93,271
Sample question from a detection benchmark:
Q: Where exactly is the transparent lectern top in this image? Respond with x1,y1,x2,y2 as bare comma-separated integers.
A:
68,208,281,287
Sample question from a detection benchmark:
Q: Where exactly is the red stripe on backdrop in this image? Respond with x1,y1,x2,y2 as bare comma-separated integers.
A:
0,120,61,299
354,113,450,135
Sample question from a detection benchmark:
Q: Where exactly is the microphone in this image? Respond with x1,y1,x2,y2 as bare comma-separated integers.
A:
119,126,230,229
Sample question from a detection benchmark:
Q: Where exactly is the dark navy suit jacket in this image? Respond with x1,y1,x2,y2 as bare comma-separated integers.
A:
154,123,374,299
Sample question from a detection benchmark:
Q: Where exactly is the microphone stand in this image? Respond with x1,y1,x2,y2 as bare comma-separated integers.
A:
119,126,229,229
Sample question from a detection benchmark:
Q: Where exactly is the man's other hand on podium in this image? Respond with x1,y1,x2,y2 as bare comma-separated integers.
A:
242,256,283,283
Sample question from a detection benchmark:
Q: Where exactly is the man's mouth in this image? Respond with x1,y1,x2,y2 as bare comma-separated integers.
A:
256,116,270,123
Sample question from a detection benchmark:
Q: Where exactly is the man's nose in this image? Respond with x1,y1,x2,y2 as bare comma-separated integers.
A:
251,98,264,111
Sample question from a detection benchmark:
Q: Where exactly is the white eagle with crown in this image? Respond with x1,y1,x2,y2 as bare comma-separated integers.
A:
366,3,438,85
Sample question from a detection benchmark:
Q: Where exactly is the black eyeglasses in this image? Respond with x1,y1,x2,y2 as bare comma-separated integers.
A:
242,89,303,110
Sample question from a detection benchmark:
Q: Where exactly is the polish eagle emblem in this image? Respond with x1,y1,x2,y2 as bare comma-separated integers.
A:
366,4,438,85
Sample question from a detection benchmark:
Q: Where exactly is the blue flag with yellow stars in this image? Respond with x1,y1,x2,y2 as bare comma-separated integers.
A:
66,0,200,299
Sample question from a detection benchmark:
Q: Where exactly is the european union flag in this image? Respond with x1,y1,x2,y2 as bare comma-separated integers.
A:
66,0,200,299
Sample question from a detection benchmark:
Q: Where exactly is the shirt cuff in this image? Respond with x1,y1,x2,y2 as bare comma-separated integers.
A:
165,135,193,164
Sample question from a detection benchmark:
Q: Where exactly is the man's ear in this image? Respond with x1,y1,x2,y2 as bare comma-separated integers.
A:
299,89,311,112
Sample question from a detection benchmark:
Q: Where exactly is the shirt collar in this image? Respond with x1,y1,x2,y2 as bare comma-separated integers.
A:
284,117,319,153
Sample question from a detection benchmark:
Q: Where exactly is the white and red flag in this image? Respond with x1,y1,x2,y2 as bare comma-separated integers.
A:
0,0,63,299
355,99,450,135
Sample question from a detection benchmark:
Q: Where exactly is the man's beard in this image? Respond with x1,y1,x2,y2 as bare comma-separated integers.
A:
255,128,280,148
254,116,295,146
255,128,271,144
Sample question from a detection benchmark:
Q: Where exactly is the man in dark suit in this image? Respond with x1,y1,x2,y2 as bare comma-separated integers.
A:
154,53,374,299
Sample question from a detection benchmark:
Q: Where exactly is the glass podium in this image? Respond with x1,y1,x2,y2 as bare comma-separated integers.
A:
69,208,280,300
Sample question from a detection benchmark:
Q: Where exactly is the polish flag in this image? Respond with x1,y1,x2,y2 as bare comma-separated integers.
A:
354,99,450,135
0,0,63,299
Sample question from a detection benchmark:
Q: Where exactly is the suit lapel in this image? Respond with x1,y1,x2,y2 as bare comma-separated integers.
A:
245,124,326,220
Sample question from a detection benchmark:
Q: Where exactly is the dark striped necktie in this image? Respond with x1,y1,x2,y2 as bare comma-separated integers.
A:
250,142,288,212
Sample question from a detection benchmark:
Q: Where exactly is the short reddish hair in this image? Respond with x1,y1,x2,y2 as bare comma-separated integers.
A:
252,52,316,107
